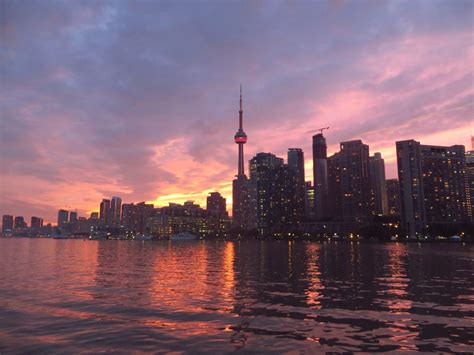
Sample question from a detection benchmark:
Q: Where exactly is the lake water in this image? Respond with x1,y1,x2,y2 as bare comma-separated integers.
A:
0,239,473,353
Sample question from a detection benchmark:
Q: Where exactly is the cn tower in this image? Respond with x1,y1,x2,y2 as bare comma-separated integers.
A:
234,85,247,176
232,86,251,229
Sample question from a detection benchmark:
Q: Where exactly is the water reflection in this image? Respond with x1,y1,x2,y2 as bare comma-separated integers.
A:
0,239,473,353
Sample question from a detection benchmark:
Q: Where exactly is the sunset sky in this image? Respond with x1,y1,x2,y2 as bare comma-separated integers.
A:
1,0,473,224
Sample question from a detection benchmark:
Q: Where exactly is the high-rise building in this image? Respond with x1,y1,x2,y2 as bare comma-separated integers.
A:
14,216,27,230
396,140,470,236
369,152,388,216
206,192,228,218
466,149,474,222
57,209,69,227
111,196,122,227
386,179,400,216
2,215,14,235
31,216,43,229
305,181,315,219
99,199,111,226
121,203,134,229
121,202,154,233
249,152,299,236
288,148,306,222
69,211,78,223
312,133,328,220
327,140,371,224
232,86,252,229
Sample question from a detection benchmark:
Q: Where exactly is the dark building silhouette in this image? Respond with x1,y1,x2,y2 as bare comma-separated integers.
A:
14,216,27,229
121,203,134,229
396,140,470,236
369,152,388,216
57,209,69,227
312,133,328,220
249,152,299,236
148,201,230,238
99,199,111,226
2,215,14,235
206,192,228,218
327,140,370,224
31,216,43,229
90,212,99,220
232,86,252,229
386,178,400,216
305,181,315,219
69,211,78,223
111,196,122,227
288,148,306,222
121,202,154,234
466,149,474,222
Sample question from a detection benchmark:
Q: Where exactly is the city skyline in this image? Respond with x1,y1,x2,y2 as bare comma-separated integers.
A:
2,1,473,224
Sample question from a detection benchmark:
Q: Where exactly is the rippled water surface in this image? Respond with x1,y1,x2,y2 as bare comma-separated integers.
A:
0,239,473,353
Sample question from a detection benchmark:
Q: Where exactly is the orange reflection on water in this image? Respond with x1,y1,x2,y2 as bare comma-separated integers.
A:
221,241,235,305
382,243,418,352
304,243,323,309
385,243,411,313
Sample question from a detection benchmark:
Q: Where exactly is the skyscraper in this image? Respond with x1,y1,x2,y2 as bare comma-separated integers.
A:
396,140,470,236
2,215,14,235
99,199,111,226
386,179,400,216
13,216,27,230
369,152,388,216
466,148,474,222
31,216,43,229
69,211,78,223
206,192,228,218
327,140,371,224
121,202,154,233
288,148,306,221
111,196,122,227
14,216,27,230
304,182,315,219
249,152,299,236
57,209,69,227
232,86,252,229
312,133,328,220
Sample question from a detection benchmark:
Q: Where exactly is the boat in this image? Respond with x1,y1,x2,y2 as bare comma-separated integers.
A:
450,235,461,242
170,232,198,241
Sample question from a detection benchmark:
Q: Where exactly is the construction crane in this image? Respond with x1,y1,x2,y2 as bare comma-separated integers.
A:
306,126,330,134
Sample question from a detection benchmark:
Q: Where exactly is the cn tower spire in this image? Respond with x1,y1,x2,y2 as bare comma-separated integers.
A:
234,85,248,177
239,84,243,130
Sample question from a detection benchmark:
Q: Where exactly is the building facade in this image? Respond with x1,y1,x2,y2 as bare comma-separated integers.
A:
396,140,470,236
369,152,388,216
327,140,371,224
386,179,400,216
57,209,69,228
312,133,328,220
110,196,122,227
2,215,14,235
288,148,306,223
31,216,44,229
206,192,228,218
121,202,154,234
249,152,299,236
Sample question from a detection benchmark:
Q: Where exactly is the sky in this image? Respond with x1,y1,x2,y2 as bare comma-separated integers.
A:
1,0,473,224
